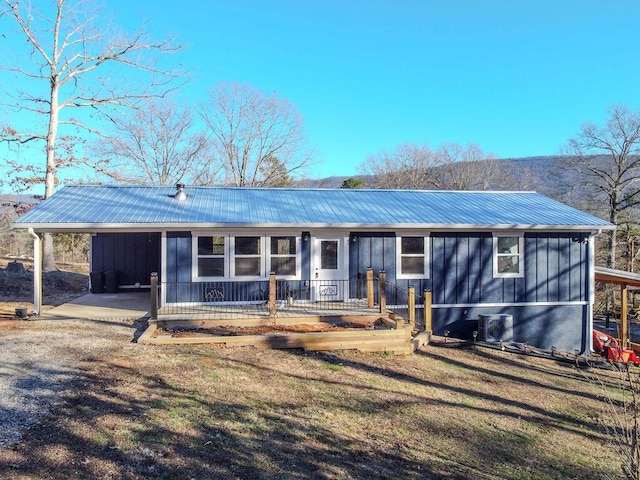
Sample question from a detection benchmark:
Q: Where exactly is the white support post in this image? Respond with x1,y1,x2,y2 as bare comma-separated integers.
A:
586,234,596,355
28,228,42,316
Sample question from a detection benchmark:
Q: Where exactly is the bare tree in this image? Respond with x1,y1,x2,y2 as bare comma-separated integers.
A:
361,142,499,190
566,105,640,269
87,98,213,185
0,0,183,270
200,82,313,187
361,143,437,189
582,361,640,480
433,143,500,190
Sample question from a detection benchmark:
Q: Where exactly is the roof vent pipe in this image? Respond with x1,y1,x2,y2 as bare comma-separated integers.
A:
175,183,187,201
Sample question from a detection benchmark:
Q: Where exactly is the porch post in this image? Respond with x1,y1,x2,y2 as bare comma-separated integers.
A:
408,285,415,329
28,228,42,316
269,272,277,318
424,289,432,334
366,268,374,308
150,272,158,321
378,270,386,314
621,283,629,348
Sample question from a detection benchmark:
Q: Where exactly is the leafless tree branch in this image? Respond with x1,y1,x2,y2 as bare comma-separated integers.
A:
0,0,186,270
200,82,314,187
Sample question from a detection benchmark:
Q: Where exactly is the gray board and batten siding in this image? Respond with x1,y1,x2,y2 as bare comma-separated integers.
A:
164,231,313,304
162,229,591,352
349,231,590,352
91,232,160,290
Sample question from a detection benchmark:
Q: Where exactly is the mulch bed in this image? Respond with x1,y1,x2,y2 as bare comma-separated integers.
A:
156,318,389,338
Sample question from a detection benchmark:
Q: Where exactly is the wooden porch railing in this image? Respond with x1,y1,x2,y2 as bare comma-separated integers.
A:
149,270,433,332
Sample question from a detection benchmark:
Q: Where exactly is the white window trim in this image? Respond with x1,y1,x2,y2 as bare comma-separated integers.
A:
192,232,301,281
231,236,265,279
267,235,301,280
192,234,230,281
396,234,430,279
493,233,524,279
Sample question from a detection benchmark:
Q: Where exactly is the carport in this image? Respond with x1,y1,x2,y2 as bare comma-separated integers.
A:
594,266,640,350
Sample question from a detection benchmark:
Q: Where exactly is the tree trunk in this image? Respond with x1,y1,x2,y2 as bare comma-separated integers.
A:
609,196,619,270
42,233,56,272
608,230,617,270
42,73,60,272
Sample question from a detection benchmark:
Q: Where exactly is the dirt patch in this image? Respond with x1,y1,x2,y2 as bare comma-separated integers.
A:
0,261,88,318
0,320,17,329
157,318,389,338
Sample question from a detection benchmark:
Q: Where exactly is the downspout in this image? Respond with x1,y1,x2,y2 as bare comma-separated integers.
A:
582,232,598,355
28,228,43,316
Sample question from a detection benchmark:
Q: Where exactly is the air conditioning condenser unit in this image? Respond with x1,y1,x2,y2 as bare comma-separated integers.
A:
478,314,513,343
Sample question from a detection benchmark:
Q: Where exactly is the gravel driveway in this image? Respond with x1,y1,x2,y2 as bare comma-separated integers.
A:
0,318,143,448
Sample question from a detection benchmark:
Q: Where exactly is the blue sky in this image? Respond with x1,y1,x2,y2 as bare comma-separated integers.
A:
3,0,640,181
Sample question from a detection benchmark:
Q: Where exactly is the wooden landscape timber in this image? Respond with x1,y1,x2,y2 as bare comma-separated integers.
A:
138,321,414,354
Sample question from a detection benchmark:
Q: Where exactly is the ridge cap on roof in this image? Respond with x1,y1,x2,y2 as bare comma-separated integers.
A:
59,184,537,195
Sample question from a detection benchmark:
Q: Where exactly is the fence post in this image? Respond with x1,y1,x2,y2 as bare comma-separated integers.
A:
150,272,158,321
408,285,415,329
424,289,432,333
379,270,387,314
366,268,374,308
269,272,277,318
621,283,629,348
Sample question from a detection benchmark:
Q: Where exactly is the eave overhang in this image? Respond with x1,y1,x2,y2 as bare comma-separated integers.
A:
12,222,616,234
595,266,640,287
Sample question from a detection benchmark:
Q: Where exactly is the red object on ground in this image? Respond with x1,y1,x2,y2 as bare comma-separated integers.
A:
593,329,640,364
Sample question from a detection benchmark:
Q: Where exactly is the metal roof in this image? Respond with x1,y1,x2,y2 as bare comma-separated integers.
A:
12,185,614,232
595,267,640,287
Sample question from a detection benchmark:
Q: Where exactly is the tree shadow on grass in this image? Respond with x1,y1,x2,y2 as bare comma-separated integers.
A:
419,345,621,401
0,345,623,480
225,348,620,479
0,359,431,480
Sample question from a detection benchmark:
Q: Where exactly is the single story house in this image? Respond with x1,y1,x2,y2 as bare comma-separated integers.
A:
13,184,614,353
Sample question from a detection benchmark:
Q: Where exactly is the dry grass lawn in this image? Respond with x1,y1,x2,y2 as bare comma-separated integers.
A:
0,316,630,479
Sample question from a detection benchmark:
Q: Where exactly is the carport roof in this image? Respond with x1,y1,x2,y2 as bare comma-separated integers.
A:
12,184,614,232
595,267,640,287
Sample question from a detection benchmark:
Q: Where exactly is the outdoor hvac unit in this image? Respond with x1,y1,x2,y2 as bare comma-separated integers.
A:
478,314,514,343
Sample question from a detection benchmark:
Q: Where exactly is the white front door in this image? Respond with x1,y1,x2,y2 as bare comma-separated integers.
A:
312,237,344,301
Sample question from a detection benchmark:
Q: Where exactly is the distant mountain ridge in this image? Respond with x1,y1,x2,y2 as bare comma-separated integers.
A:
298,155,574,192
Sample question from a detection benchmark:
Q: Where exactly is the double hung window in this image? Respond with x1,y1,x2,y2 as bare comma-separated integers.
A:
194,234,299,280
197,236,226,277
234,236,262,276
493,234,524,278
397,236,429,278
270,236,297,276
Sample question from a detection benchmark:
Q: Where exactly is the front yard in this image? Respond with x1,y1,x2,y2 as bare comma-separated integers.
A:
0,315,627,480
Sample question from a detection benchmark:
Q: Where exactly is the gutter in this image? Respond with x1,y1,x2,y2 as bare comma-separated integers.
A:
11,222,616,234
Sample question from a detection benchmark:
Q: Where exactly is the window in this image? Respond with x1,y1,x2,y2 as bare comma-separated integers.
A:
193,233,301,280
197,236,226,277
320,240,338,270
270,236,297,276
494,234,524,278
234,236,262,276
398,236,428,278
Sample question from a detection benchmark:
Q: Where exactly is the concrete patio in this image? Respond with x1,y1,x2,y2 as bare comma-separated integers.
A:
41,292,149,321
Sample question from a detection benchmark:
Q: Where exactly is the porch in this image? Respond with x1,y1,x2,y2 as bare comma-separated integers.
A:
139,270,433,353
